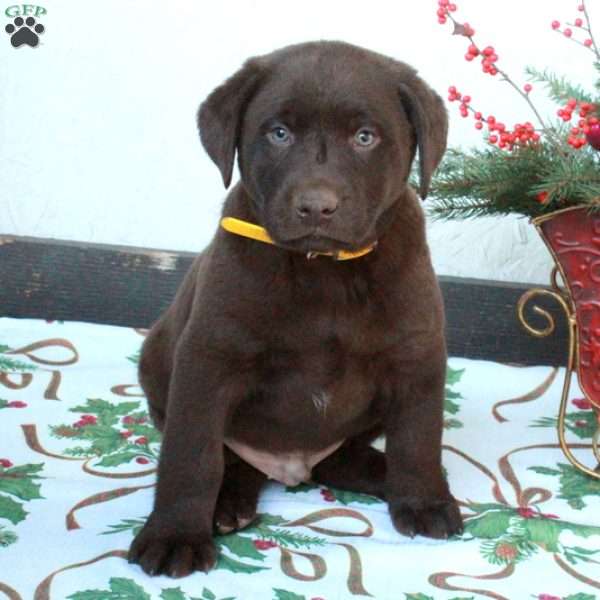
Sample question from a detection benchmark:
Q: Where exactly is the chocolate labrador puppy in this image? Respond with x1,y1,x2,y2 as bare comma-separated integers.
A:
129,40,463,577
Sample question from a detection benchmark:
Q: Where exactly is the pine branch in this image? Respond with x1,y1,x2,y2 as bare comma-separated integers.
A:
257,527,326,549
428,198,503,221
428,139,600,220
525,67,595,104
0,356,37,372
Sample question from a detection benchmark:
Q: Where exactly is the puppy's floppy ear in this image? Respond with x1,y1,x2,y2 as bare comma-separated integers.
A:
197,59,264,188
398,76,448,200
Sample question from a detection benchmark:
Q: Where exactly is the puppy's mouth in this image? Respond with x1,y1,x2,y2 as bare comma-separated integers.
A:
273,229,359,255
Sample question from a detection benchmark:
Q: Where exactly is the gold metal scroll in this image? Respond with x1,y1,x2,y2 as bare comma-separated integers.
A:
517,276,600,479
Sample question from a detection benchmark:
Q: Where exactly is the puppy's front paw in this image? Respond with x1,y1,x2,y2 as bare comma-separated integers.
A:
389,496,463,540
128,515,217,577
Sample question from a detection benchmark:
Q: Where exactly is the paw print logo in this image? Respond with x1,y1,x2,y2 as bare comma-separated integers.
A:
5,16,45,48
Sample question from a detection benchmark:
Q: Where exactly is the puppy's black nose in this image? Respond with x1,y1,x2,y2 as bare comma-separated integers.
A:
294,188,339,225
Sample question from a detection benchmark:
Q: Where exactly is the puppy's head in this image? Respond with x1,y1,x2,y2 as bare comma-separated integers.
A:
198,41,447,254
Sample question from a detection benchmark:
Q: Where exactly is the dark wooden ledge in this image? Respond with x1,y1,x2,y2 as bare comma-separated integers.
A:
0,234,568,366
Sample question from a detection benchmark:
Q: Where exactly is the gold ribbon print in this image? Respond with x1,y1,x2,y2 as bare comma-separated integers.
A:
1,338,79,400
280,507,374,596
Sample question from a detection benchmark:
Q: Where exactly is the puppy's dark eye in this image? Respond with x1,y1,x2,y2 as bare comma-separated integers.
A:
353,129,378,148
267,126,293,146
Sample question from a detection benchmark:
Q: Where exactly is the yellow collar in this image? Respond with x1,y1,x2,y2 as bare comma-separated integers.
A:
220,217,376,261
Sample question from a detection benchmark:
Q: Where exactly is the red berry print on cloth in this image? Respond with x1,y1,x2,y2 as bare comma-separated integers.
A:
49,397,160,469
253,539,277,550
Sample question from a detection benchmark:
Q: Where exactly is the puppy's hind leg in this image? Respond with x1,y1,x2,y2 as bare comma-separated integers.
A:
311,430,386,500
213,449,268,534
138,327,171,432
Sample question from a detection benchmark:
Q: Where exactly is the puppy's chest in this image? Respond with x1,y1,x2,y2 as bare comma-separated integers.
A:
268,290,399,356
230,338,381,456
227,370,374,486
226,282,397,485
252,348,376,418
243,282,399,421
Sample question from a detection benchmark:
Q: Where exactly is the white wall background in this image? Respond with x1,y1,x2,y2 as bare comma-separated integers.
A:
1,0,598,284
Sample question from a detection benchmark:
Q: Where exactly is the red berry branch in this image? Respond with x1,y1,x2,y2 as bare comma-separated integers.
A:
557,98,598,148
428,1,600,220
447,84,539,150
551,2,600,58
436,0,598,152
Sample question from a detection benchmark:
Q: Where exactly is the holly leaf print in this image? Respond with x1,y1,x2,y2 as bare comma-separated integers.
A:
531,410,596,439
529,463,600,510
0,462,44,549
446,366,465,386
463,505,513,539
257,514,288,526
285,482,318,494
0,463,44,501
159,588,187,600
272,590,306,600
50,398,159,466
529,466,561,476
214,552,269,574
218,533,266,561
328,488,382,505
96,450,149,468
67,577,151,600
0,495,27,525
444,365,465,428
406,596,473,600
444,394,461,415
533,518,600,551
0,524,17,547
184,590,235,600
284,483,381,505
70,398,141,423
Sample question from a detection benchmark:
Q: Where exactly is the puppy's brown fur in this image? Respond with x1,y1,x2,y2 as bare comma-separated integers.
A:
129,41,463,578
